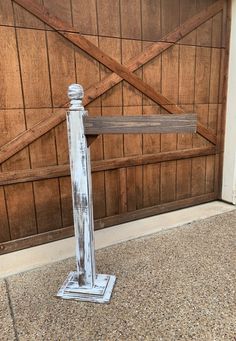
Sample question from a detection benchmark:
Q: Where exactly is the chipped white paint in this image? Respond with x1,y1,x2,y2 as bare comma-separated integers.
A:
68,83,84,111
57,84,116,303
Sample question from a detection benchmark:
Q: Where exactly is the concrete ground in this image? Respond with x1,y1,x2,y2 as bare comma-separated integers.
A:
1,210,236,341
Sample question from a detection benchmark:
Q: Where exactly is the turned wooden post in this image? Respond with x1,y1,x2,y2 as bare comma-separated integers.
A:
57,84,116,303
66,84,95,287
57,83,197,304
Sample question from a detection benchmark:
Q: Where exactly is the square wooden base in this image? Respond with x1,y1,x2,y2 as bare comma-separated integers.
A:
57,272,116,303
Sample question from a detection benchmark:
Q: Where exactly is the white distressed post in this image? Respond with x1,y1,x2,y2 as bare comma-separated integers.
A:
57,84,116,303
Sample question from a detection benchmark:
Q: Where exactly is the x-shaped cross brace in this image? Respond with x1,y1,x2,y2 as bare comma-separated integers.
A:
0,0,222,165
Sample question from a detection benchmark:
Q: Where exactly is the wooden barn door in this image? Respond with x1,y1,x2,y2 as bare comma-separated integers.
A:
0,0,230,254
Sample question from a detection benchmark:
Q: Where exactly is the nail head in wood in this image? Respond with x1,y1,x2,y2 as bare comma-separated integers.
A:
68,83,84,111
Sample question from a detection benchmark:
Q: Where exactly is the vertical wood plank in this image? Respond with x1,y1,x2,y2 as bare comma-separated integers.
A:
119,168,127,213
195,47,211,104
33,179,62,233
26,109,62,234
191,104,209,196
127,167,137,212
16,28,51,108
92,172,106,219
71,0,98,35
59,176,73,227
56,115,71,227
212,12,223,48
43,0,72,24
97,0,120,37
141,0,161,41
191,156,206,196
206,103,218,194
105,169,120,216
0,27,23,109
160,43,179,204
176,104,193,200
99,37,122,107
88,107,104,162
0,0,14,25
179,0,196,45
76,35,101,108
122,39,142,106
196,0,214,47
209,48,221,104
1,110,30,172
13,0,45,29
143,163,160,207
160,160,176,203
160,120,177,204
103,107,123,159
1,109,36,240
25,109,57,168
102,107,123,216
0,187,10,242
193,104,209,148
4,183,37,239
54,120,69,165
208,104,218,134
120,0,141,40
161,0,180,37
123,107,142,156
142,41,161,106
127,166,143,211
179,45,195,105
143,106,161,154
162,45,179,102
47,32,76,107
205,155,215,193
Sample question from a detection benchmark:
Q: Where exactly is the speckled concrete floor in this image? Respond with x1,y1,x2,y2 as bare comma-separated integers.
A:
2,210,236,341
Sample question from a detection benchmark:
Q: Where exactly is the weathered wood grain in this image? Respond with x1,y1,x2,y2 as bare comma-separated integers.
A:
71,0,97,35
0,0,14,25
176,104,194,200
16,28,51,108
0,27,23,108
120,0,141,40
1,108,37,241
0,192,217,255
13,0,184,114
0,147,216,186
83,114,197,135
0,0,222,164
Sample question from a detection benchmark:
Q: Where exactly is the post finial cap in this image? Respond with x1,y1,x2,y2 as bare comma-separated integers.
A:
68,84,84,111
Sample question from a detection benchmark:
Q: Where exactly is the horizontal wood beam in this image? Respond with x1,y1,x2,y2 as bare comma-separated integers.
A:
0,192,217,255
91,146,217,172
84,114,197,135
0,0,222,164
0,147,216,186
94,193,217,230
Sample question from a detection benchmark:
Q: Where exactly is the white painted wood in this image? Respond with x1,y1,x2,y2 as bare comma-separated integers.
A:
222,0,236,204
57,84,116,303
66,84,95,287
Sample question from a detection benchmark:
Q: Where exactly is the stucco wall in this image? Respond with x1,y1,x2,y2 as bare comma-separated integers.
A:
222,0,236,204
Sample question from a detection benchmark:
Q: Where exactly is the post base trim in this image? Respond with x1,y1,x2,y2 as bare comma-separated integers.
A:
56,272,116,303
